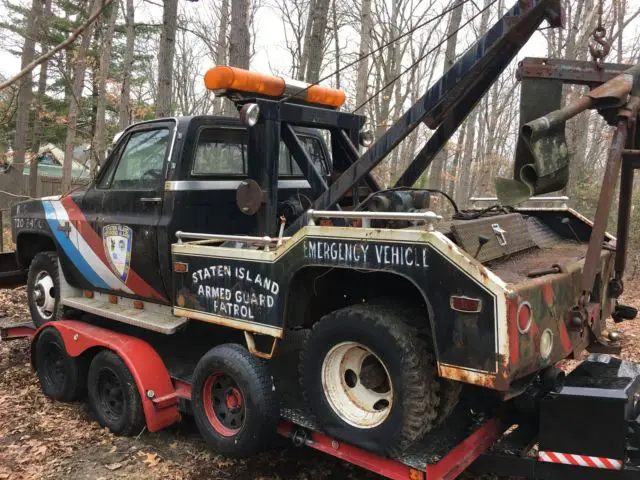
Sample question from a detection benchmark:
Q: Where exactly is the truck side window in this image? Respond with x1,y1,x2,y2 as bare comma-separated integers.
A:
193,129,246,175
105,129,170,189
287,137,328,176
191,127,328,178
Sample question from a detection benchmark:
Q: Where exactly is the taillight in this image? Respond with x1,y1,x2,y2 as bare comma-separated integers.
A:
450,296,482,313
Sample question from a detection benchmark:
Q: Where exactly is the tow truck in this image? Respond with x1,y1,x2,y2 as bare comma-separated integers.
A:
3,0,640,477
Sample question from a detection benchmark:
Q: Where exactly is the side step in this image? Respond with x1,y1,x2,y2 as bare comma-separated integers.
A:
62,293,187,334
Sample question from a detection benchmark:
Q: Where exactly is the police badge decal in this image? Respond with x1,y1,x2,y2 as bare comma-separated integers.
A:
102,224,133,282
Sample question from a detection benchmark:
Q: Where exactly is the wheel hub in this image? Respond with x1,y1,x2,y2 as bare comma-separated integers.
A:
202,373,246,436
43,343,66,387
33,271,55,320
98,369,125,420
322,342,394,428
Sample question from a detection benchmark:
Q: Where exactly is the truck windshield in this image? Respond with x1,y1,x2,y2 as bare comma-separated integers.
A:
192,128,327,177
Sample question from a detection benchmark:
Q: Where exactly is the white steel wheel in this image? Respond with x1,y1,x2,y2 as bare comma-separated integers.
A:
321,341,393,428
33,270,56,320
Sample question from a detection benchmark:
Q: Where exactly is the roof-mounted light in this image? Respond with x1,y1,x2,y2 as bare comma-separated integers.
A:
204,66,345,108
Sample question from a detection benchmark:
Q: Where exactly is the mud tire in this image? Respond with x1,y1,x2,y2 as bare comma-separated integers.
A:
87,350,145,436
299,303,440,456
35,327,87,401
27,252,63,328
192,344,279,457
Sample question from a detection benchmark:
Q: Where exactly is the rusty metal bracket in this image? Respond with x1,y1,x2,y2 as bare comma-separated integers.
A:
517,57,629,85
244,331,279,359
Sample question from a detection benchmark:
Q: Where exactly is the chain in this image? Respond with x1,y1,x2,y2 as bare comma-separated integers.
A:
589,0,611,68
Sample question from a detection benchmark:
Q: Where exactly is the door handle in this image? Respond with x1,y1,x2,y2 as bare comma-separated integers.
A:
140,197,162,203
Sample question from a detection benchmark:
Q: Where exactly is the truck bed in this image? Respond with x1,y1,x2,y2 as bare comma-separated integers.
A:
486,242,587,285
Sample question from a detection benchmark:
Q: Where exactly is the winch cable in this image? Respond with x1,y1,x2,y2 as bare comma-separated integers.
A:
278,0,475,105
352,0,498,114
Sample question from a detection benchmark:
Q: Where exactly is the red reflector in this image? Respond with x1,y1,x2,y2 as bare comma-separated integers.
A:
517,301,532,333
450,296,482,313
174,262,189,273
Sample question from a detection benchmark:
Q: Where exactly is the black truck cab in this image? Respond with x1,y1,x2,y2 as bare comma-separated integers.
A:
12,115,334,307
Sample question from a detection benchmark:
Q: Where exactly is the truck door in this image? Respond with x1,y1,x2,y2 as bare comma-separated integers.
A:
85,121,174,303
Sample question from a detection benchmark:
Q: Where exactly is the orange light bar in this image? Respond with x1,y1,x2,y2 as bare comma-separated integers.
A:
205,66,285,97
204,65,345,108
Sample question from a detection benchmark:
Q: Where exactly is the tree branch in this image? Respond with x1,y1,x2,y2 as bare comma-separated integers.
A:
0,0,115,91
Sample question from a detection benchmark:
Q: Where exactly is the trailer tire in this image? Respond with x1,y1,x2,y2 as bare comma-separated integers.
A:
27,251,63,328
192,344,278,457
299,303,440,456
35,327,87,401
87,350,145,436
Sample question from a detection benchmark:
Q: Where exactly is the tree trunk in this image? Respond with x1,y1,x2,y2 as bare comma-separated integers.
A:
428,0,464,191
62,0,99,193
118,0,135,130
354,0,372,109
453,0,490,205
215,0,229,114
12,0,44,196
331,0,340,89
156,0,178,118
304,0,330,83
229,0,250,69
28,0,52,197
298,0,317,81
92,0,119,174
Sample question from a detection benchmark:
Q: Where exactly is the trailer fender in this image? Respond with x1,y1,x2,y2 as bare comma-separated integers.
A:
31,320,180,432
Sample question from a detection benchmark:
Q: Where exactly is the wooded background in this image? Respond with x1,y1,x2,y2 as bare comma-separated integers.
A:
1,0,640,265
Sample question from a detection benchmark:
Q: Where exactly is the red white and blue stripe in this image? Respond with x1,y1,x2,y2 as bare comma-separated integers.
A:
43,197,166,301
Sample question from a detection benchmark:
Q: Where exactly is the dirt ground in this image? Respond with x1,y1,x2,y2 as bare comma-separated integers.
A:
1,285,640,479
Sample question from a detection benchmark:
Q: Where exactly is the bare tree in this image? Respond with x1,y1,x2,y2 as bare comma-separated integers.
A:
428,0,464,192
92,0,119,173
354,0,372,109
9,0,45,196
304,0,330,82
156,0,179,117
118,0,135,130
229,0,250,69
62,0,100,193
29,0,52,197
454,0,491,206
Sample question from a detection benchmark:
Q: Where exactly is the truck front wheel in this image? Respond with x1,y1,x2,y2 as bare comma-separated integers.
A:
299,303,440,456
27,252,63,327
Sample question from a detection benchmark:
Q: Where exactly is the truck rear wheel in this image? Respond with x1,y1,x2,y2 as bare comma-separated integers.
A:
35,327,87,401
191,344,279,457
87,350,145,436
27,252,63,327
299,303,440,456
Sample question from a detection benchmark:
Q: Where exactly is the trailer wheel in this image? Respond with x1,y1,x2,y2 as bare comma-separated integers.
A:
192,344,278,457
35,327,87,401
87,350,145,436
27,252,63,327
299,303,440,455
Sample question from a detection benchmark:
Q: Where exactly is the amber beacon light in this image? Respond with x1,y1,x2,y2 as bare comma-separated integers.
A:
204,66,345,108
